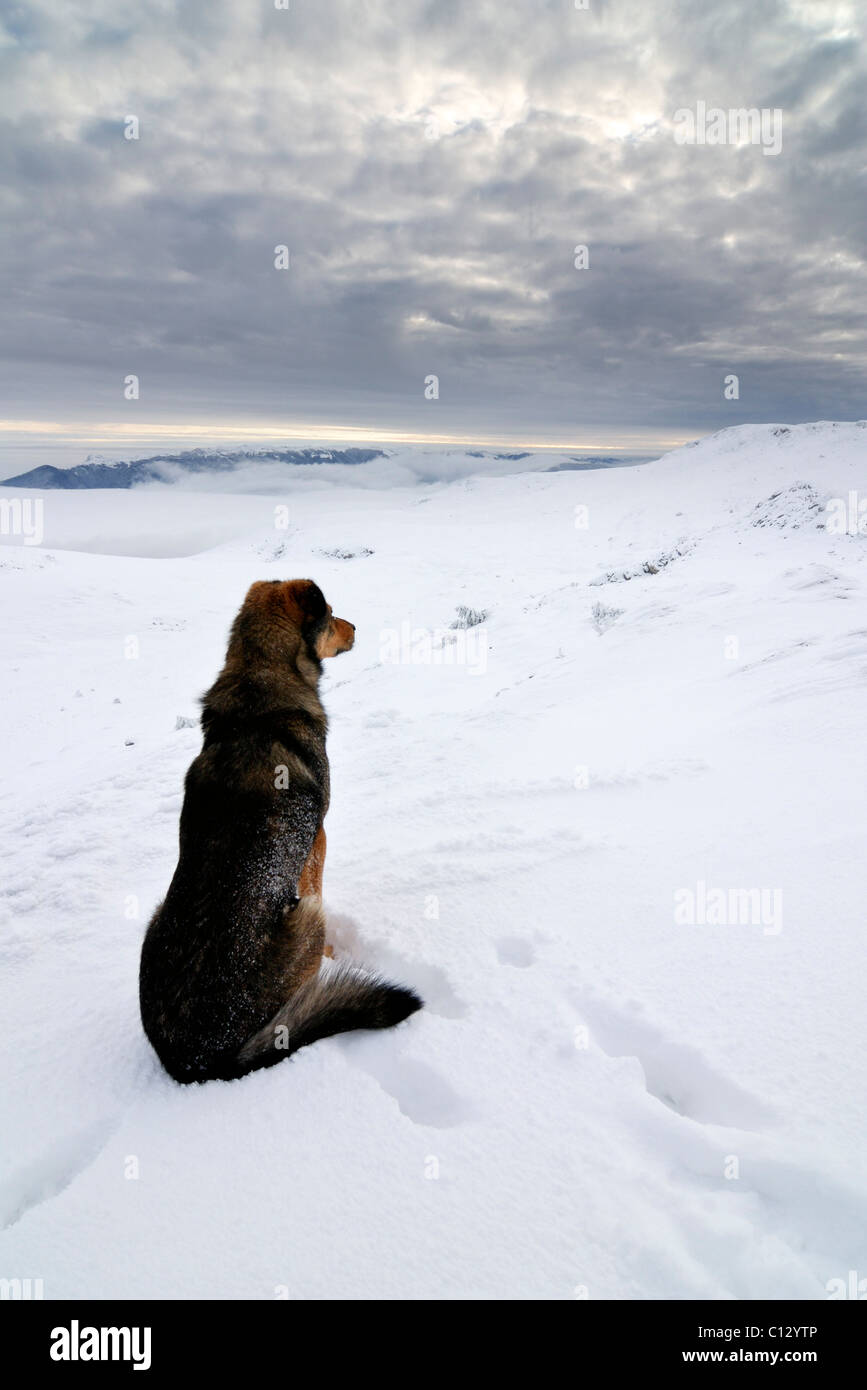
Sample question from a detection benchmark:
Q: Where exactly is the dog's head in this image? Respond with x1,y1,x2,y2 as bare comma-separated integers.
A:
239,578,355,664
289,579,356,659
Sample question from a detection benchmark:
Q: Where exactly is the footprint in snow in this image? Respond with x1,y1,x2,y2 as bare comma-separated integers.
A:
495,936,535,967
342,1035,475,1129
0,1116,120,1231
319,913,473,1127
570,989,773,1130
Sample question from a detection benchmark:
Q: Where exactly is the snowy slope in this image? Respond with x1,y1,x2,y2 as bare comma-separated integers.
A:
1,421,865,1299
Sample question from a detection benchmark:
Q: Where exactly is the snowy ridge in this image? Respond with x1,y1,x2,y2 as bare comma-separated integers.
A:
0,421,865,1297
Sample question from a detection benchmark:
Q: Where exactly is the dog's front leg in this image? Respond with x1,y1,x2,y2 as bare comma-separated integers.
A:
298,825,334,956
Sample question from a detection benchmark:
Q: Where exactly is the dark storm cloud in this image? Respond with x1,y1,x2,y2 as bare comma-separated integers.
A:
0,0,865,443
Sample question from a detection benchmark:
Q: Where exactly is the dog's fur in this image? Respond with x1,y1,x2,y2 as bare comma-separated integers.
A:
139,578,422,1083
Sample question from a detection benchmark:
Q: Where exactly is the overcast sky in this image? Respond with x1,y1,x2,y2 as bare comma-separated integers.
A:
1,0,865,458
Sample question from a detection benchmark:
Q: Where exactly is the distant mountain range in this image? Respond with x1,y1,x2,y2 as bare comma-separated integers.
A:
0,445,653,490
0,447,385,489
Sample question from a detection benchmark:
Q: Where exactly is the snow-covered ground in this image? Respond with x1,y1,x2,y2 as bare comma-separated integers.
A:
1,421,865,1299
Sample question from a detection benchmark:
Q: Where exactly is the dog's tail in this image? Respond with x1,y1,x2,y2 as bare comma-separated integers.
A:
235,957,422,1077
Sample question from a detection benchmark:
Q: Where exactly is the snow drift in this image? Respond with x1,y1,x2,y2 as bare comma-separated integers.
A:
0,421,865,1298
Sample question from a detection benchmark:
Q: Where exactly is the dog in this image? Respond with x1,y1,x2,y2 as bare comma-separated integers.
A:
139,578,422,1083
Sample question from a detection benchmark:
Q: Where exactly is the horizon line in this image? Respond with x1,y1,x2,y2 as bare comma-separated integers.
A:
0,418,698,455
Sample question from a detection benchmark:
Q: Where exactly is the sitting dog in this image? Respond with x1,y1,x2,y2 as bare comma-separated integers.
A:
140,578,422,1082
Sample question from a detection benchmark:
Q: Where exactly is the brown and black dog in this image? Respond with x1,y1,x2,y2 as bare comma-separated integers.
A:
139,578,422,1083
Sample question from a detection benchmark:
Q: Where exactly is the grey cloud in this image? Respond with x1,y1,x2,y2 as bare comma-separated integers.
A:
0,0,865,447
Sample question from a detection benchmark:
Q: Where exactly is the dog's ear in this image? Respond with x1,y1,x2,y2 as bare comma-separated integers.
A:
284,579,328,631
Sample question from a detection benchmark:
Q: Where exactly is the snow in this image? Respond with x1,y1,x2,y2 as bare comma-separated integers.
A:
1,420,866,1299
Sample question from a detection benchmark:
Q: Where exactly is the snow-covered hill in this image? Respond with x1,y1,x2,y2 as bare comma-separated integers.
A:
1,421,865,1299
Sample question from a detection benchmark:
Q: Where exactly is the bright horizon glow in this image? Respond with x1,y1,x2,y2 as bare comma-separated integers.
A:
0,418,697,455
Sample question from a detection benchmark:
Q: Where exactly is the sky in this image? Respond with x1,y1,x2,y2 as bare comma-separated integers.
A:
0,0,865,463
